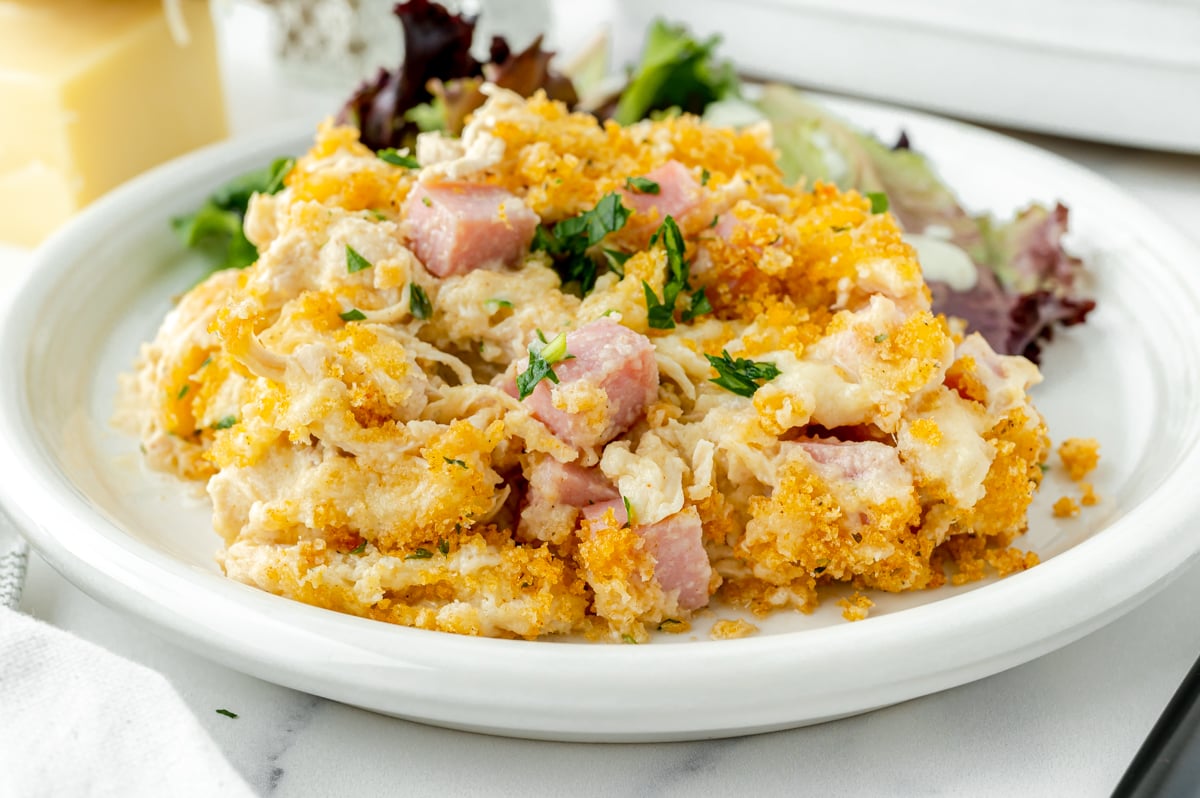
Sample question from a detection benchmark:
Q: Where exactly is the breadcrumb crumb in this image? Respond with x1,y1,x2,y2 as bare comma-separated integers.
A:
837,592,874,622
710,619,758,639
1058,438,1100,481
1053,496,1081,518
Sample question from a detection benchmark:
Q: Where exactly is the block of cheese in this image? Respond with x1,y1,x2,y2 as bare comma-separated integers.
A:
0,0,228,247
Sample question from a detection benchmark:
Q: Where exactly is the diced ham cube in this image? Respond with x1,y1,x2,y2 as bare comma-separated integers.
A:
621,160,703,235
582,504,711,610
517,457,618,545
515,318,659,450
528,457,618,507
580,497,627,529
404,182,538,277
641,508,710,611
797,439,902,481
793,439,914,512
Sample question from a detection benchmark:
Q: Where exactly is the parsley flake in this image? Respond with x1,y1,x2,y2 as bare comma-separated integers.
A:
176,385,189,400
422,196,432,207
409,283,432,319
867,191,889,214
340,308,367,322
213,415,237,430
215,709,238,719
531,193,632,295
377,148,420,168
622,496,634,529
485,298,514,312
641,215,692,329
346,245,372,273
874,333,888,343
705,350,781,398
438,538,450,556
406,548,434,560
701,168,711,186
602,248,630,277
625,176,661,194
643,281,676,330
681,287,713,323
1038,463,1050,473
516,331,571,400
621,634,638,645
200,356,213,369
349,539,367,555
443,457,467,469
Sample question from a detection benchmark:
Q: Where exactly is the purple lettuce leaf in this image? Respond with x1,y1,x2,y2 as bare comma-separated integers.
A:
336,2,578,149
337,0,480,151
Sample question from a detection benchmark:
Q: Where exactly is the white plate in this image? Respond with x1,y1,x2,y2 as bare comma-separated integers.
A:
3,98,1200,742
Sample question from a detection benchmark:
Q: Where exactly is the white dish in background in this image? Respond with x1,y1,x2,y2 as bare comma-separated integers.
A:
614,0,1200,154
2,97,1200,742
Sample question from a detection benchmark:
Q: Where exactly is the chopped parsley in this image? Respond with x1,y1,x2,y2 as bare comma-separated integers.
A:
421,196,432,207
813,557,830,575
346,244,372,273
622,496,634,529
200,356,213,369
642,281,676,330
867,191,889,214
602,248,630,277
349,539,367,555
625,176,661,194
485,298,513,312
215,709,238,719
409,283,432,319
1038,463,1050,473
176,385,189,400
658,618,684,631
531,193,631,295
515,331,572,400
406,548,434,560
681,287,712,323
709,214,719,228
874,333,888,343
438,538,450,556
340,308,367,322
701,168,711,186
705,350,781,398
377,148,420,168
621,634,638,644
641,215,692,329
213,415,237,430
443,457,467,469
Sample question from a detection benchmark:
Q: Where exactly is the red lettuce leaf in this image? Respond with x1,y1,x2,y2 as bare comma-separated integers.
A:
927,204,1095,363
337,0,480,150
337,2,577,149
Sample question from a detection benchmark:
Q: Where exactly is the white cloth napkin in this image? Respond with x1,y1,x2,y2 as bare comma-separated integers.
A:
0,523,256,798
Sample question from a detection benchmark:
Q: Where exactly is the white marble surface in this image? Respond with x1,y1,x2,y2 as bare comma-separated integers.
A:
6,3,1200,795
